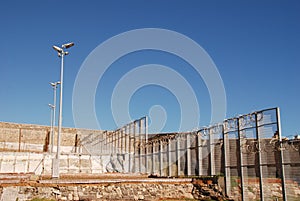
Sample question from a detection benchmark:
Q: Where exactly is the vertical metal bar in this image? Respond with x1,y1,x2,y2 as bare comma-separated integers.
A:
113,131,116,153
237,118,245,201
123,128,126,153
118,129,121,153
111,132,113,154
223,125,231,197
209,129,215,175
119,130,121,154
197,132,202,176
112,131,115,154
104,131,107,154
145,116,149,173
255,113,264,201
115,131,118,154
120,128,123,154
124,126,128,154
159,139,163,176
186,133,191,176
115,130,117,154
117,130,120,154
277,108,287,201
133,121,137,173
100,132,103,154
108,132,111,154
109,132,113,154
113,131,116,154
168,138,172,177
177,135,181,176
114,131,117,154
128,124,131,172
139,119,142,173
152,141,155,175
120,129,123,154
115,131,117,154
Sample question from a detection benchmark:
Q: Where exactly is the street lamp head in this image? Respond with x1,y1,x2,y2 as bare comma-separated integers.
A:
53,45,63,53
48,104,55,109
62,42,74,49
50,81,61,87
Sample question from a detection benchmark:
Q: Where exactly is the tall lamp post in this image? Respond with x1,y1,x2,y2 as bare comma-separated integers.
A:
49,81,60,153
52,42,74,178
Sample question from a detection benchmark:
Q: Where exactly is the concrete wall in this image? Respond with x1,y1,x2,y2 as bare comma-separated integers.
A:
0,152,107,175
0,122,109,154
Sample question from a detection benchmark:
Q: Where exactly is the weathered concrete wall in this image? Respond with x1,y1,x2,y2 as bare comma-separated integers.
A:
0,152,109,175
0,122,109,154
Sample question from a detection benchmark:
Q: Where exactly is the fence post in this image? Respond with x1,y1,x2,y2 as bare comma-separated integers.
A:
197,131,202,175
105,131,109,155
177,135,181,176
255,113,265,201
115,130,118,154
124,127,127,154
168,138,172,177
277,108,287,201
223,124,231,197
108,132,111,154
100,132,103,154
128,124,132,173
237,118,245,201
145,117,149,173
112,132,115,154
186,133,191,176
121,129,123,154
139,119,142,173
152,141,155,175
209,129,215,175
159,139,163,176
117,130,120,154
133,121,137,173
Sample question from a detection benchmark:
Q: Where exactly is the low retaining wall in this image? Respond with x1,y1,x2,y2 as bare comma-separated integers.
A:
0,177,227,201
0,183,194,201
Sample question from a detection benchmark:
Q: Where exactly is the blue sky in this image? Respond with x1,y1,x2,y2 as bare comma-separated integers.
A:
0,1,299,136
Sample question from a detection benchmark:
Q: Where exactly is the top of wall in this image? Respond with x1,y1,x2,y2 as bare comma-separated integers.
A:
0,121,109,134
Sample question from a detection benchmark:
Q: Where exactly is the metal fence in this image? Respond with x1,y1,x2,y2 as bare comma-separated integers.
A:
82,108,299,201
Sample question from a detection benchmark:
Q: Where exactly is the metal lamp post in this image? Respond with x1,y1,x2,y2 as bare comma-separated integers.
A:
49,81,60,153
52,42,74,178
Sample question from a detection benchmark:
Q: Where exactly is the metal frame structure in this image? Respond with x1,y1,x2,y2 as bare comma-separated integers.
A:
76,108,297,200
136,108,290,201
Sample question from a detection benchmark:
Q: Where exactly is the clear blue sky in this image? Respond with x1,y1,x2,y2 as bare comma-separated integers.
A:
0,1,299,136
